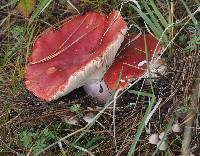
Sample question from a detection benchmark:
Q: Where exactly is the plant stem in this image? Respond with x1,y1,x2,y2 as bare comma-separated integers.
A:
181,81,198,156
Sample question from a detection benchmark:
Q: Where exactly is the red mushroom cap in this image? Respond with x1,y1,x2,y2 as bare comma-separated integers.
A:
25,10,127,101
104,33,161,90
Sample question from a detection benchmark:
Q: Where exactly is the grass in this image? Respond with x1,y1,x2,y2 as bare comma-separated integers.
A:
0,0,200,155
127,89,156,155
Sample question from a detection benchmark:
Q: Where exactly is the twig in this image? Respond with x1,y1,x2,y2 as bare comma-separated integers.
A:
181,80,198,156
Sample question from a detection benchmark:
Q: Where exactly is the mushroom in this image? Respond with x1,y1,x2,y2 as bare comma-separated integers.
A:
25,10,127,101
172,122,181,133
83,112,95,123
64,116,79,125
148,133,159,145
104,33,164,90
84,33,165,102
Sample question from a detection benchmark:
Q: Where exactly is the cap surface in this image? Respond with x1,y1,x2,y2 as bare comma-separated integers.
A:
25,10,127,101
104,33,161,90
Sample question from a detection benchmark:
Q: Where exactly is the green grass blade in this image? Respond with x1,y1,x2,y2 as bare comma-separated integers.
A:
196,0,200,6
130,2,168,43
180,0,200,33
127,34,158,155
128,90,154,98
29,0,53,24
149,0,168,28
129,4,161,40
145,0,169,42
152,117,174,155
144,33,156,94
74,92,116,143
141,1,168,43
127,95,156,156
25,25,36,64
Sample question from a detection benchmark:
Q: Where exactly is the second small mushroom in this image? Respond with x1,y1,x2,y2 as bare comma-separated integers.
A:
84,33,165,102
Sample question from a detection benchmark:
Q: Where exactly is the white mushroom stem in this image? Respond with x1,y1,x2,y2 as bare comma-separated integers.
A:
83,79,112,102
148,133,159,145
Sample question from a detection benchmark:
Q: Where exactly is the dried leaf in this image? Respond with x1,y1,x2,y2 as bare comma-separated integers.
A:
17,0,36,17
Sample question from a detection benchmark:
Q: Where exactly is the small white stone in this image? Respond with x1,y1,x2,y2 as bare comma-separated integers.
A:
159,132,166,140
148,133,159,145
83,112,95,123
172,123,181,133
157,140,168,151
64,116,78,125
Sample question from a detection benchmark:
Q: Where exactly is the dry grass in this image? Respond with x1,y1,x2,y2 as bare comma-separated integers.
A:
0,0,200,155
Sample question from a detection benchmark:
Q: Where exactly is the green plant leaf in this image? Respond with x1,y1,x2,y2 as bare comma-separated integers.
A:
70,104,83,118
180,0,200,33
17,0,36,17
149,0,168,28
19,130,34,148
75,136,106,156
10,25,25,42
33,138,48,155
32,128,57,154
127,94,156,156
